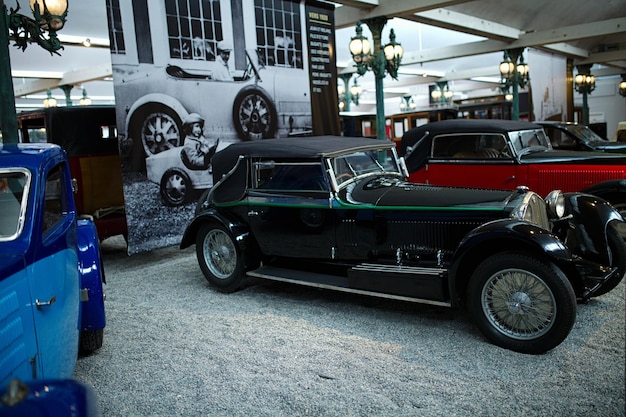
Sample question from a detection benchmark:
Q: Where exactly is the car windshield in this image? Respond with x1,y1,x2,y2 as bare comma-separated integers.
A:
331,148,402,187
508,129,551,155
0,169,30,241
565,125,607,144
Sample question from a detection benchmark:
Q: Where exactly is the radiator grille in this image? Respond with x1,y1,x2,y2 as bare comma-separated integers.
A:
536,168,625,193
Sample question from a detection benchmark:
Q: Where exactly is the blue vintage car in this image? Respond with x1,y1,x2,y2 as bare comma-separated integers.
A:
0,143,106,395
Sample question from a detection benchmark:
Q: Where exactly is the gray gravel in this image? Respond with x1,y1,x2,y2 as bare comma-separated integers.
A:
74,235,625,417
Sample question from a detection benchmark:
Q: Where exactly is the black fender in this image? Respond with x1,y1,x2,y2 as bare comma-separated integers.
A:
180,209,260,269
448,219,574,306
581,179,626,208
560,192,624,266
181,209,251,250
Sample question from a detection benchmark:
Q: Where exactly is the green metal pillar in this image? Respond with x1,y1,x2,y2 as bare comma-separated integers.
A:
0,1,18,143
363,16,388,141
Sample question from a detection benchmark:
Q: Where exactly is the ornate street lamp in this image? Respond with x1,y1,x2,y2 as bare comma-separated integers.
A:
42,88,56,107
79,88,91,106
574,64,595,125
349,17,403,140
431,81,453,105
618,74,626,98
499,48,529,120
1,0,69,143
399,95,415,112
337,73,362,111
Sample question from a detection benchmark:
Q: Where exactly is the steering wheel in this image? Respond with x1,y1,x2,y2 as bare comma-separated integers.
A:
335,173,353,183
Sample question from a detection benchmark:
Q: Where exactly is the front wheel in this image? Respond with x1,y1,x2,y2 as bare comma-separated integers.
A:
196,223,244,292
466,252,577,354
160,168,192,206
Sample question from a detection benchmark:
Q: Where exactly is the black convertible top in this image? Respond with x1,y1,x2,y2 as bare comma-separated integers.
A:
210,136,394,204
212,136,393,180
400,119,544,173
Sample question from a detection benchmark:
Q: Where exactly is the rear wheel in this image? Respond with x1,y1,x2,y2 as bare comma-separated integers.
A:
196,223,244,293
467,252,576,354
79,329,103,354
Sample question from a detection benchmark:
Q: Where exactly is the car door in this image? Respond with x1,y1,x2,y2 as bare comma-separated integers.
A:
28,161,80,379
411,133,520,190
246,161,335,259
0,169,40,385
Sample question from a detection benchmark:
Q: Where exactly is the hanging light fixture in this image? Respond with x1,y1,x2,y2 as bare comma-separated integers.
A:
431,81,453,104
43,89,57,108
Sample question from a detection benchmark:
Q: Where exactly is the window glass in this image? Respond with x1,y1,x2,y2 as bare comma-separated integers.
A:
165,0,223,61
432,134,510,159
256,163,328,191
0,169,30,241
106,0,126,54
254,0,303,68
42,165,68,235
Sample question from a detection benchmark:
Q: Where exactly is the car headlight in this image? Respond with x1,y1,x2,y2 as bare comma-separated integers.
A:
545,190,565,219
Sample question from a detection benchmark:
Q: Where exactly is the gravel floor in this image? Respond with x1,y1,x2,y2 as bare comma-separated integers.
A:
74,235,625,417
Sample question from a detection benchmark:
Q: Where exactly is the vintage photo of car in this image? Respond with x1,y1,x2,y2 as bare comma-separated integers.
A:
179,136,625,354
0,143,106,387
110,2,313,173
400,119,626,222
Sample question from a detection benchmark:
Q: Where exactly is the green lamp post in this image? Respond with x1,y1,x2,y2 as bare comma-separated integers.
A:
499,48,529,121
574,64,595,126
349,17,403,140
1,0,68,144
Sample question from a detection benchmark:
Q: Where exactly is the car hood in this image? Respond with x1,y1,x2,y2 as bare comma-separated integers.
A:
341,177,517,210
519,149,626,163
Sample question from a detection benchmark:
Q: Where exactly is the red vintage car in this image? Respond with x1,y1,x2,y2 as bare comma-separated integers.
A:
400,119,626,222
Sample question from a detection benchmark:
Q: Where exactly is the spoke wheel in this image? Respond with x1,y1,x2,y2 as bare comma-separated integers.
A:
592,225,626,297
196,223,244,292
233,88,277,140
141,107,181,155
467,252,576,354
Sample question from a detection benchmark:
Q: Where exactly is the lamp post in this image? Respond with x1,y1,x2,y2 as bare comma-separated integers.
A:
349,17,403,140
337,73,361,112
0,0,68,143
574,64,595,126
499,48,529,120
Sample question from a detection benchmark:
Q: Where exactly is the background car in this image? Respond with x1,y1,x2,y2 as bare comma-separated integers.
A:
180,136,625,354
0,143,106,387
17,106,127,241
400,119,626,224
537,121,626,153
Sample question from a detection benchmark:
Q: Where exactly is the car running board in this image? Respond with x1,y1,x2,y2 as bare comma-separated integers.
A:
246,264,451,307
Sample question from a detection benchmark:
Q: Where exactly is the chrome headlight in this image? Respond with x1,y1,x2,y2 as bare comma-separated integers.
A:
545,190,565,219
511,192,550,230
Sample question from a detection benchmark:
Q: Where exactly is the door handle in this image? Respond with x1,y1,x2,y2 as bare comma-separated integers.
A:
35,295,57,310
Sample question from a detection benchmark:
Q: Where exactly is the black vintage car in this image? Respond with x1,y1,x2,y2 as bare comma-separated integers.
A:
180,136,625,354
537,121,626,153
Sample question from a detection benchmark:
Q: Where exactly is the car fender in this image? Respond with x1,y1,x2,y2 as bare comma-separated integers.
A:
581,179,626,210
448,219,574,305
180,209,256,257
76,218,106,332
124,93,189,138
561,192,623,265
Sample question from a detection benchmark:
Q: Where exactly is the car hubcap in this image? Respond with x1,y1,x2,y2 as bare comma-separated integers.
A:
165,174,186,203
142,112,180,154
204,229,236,279
239,95,270,140
482,269,556,340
